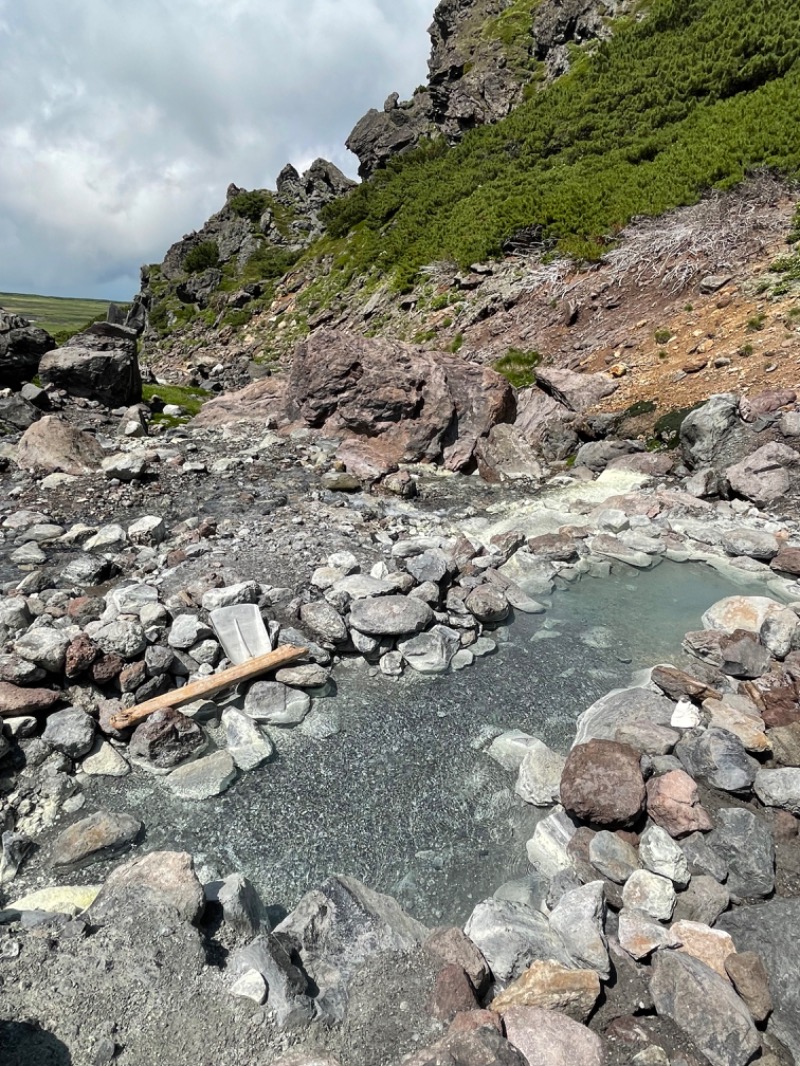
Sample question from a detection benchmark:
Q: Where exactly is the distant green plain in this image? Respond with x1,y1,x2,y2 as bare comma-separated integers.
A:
0,291,113,337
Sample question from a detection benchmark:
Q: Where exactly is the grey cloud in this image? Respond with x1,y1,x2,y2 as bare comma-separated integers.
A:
0,0,433,299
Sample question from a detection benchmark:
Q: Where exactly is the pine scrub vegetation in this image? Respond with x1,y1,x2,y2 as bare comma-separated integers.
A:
322,0,800,290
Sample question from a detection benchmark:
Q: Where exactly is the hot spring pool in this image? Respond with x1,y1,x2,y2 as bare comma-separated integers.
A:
81,560,779,925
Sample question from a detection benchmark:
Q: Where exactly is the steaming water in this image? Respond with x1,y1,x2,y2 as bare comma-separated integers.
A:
85,560,772,925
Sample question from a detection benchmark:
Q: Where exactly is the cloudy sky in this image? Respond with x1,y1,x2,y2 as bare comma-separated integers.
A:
0,0,433,301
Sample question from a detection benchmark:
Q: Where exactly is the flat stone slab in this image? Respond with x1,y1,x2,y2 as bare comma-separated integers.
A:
51,810,143,869
167,750,238,800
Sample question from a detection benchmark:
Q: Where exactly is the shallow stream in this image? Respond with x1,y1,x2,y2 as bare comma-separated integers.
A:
85,560,773,925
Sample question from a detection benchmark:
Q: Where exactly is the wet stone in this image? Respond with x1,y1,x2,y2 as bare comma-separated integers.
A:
167,750,238,801
222,707,274,771
465,585,509,623
129,708,206,770
51,810,142,869
560,739,646,827
514,739,566,807
463,898,571,984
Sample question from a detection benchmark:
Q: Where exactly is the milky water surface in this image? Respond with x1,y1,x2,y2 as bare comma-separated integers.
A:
86,560,771,925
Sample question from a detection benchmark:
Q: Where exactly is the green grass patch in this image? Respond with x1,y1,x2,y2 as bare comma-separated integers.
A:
492,347,541,388
746,312,767,331
0,291,114,337
142,383,211,417
654,328,674,344
650,402,704,448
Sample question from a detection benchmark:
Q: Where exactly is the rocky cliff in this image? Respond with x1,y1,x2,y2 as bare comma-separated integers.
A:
140,158,354,354
347,0,634,178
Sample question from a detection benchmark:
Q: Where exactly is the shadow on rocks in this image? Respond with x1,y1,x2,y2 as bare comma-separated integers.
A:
0,1021,72,1066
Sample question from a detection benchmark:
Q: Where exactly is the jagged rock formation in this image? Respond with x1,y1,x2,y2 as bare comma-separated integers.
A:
347,0,633,178
140,158,354,348
0,310,56,390
157,159,354,284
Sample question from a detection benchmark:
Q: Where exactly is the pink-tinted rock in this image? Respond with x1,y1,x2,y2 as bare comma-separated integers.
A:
90,850,204,923
448,1010,503,1036
0,681,61,717
771,547,800,577
64,633,99,679
431,963,479,1021
646,770,714,837
425,926,490,995
16,416,104,475
560,739,646,827
504,1006,604,1066
739,389,796,423
289,330,515,472
191,375,288,427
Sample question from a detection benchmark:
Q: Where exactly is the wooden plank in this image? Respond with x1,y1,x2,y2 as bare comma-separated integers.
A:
109,645,308,731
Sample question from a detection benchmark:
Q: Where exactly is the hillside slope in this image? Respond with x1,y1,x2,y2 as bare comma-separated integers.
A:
138,0,800,421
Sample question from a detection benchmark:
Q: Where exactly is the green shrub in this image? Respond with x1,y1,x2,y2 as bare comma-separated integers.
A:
223,308,252,329
739,342,754,355
319,0,800,286
448,333,465,352
492,348,541,388
746,312,766,331
229,190,271,222
654,328,674,344
651,402,704,448
242,243,300,282
184,241,220,274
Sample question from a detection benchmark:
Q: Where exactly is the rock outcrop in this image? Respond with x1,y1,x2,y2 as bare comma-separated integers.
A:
347,0,633,177
194,329,516,473
0,309,56,389
39,322,142,407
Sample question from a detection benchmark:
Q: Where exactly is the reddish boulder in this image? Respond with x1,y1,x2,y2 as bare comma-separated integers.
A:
288,330,515,472
425,926,490,995
771,547,800,577
64,633,99,679
431,963,479,1021
560,739,646,827
129,708,205,769
0,681,61,717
